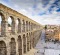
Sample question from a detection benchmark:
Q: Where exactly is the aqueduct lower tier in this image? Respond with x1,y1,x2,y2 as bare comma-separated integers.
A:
0,3,42,55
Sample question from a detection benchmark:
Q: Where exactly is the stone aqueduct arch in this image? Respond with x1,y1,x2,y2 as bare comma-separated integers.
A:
23,34,27,53
27,33,30,51
10,38,16,55
0,3,42,55
18,35,22,55
0,41,7,55
17,18,21,33
0,12,6,36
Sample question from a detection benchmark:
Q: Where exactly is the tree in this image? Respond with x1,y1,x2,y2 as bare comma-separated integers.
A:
45,25,47,29
8,24,11,27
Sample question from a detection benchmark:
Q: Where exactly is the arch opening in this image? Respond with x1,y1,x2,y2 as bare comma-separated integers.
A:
26,21,28,31
23,34,26,53
29,22,30,31
0,13,5,35
8,16,13,33
29,33,31,49
27,33,29,51
0,41,7,55
0,15,2,35
18,35,22,55
10,38,16,55
8,16,15,34
16,19,21,33
22,20,25,32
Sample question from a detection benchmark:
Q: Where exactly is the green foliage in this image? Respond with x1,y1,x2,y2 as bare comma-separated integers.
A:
45,25,47,29
8,24,11,27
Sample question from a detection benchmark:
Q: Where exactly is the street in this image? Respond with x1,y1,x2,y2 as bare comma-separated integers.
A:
34,29,60,55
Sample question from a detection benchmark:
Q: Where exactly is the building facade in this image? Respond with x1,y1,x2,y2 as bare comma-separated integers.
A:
45,25,60,42
0,3,42,55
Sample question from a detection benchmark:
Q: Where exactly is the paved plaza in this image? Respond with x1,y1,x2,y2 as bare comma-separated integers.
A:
45,49,60,55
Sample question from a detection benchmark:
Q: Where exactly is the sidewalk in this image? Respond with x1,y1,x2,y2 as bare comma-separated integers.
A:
23,48,37,55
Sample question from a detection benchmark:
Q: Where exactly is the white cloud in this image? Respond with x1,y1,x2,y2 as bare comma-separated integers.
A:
0,0,60,25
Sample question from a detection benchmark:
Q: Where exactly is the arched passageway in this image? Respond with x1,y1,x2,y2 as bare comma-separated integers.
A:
29,33,31,49
8,16,16,34
0,13,6,36
16,19,21,33
0,41,7,55
18,35,22,55
30,33,32,49
29,22,30,31
10,38,16,55
0,15,2,35
32,33,34,48
23,34,26,53
27,33,29,51
22,20,25,32
26,21,28,31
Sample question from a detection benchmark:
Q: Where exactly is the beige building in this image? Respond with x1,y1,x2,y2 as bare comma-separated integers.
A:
45,25,60,42
54,29,60,41
45,29,55,41
0,3,42,55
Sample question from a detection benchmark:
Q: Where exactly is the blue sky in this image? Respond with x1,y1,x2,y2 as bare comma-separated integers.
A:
0,0,60,25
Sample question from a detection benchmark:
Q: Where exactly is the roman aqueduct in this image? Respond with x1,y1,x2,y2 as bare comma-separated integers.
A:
0,3,42,55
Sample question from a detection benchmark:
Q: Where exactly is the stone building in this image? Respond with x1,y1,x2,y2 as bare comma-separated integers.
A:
0,3,42,55
45,29,55,41
45,25,60,42
54,29,60,41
